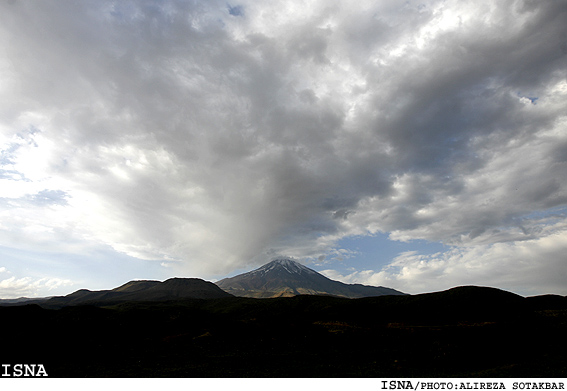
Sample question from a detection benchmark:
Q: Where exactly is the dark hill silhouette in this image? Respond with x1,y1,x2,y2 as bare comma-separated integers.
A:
136,277,233,300
1,285,566,377
524,294,567,313
216,258,405,298
341,285,528,324
44,277,232,308
112,280,161,293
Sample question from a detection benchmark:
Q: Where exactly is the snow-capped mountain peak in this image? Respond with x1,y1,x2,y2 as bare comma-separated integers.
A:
251,258,316,276
216,258,406,298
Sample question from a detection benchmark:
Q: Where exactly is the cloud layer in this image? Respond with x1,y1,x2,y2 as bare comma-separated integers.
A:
0,267,73,299
322,223,567,296
1,0,566,292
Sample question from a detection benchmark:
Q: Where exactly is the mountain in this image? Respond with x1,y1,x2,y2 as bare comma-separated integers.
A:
0,297,52,305
215,258,405,298
5,285,566,377
113,280,162,293
43,277,232,308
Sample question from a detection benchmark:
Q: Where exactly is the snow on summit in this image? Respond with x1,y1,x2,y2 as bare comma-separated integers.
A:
251,258,316,276
215,257,405,298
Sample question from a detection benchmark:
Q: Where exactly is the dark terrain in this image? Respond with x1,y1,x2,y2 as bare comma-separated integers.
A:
41,277,232,308
2,286,566,377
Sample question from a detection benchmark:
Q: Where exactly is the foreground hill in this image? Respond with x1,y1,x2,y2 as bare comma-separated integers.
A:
1,285,566,377
43,277,232,308
216,258,405,298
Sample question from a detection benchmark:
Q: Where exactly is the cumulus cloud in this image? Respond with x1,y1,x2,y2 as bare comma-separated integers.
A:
0,0,566,287
0,271,74,299
321,221,567,296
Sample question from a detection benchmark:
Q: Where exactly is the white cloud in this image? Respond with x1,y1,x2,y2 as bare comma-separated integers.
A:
321,225,567,296
0,0,565,288
0,273,74,299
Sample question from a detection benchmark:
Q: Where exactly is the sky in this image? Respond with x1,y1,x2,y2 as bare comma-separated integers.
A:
0,0,566,299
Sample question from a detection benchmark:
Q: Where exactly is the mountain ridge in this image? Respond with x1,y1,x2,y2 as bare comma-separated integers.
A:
42,277,232,308
216,258,406,298
2,285,566,377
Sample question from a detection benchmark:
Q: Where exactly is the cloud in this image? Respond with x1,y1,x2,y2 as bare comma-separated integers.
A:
0,271,74,299
321,222,567,296
0,0,566,282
